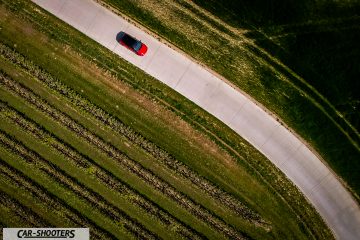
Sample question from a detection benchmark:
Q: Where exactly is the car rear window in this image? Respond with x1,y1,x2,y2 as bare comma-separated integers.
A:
122,34,141,51
132,41,142,51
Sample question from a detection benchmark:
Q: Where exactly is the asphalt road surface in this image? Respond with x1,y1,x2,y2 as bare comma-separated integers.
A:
32,0,360,239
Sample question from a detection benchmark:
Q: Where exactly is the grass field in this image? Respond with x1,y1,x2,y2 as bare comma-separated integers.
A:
0,0,333,239
99,0,360,201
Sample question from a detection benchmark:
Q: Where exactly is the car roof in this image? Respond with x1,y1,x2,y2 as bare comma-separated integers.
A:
122,34,137,46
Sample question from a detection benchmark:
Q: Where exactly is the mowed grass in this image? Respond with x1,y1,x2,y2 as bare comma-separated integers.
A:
0,0,332,239
100,0,360,199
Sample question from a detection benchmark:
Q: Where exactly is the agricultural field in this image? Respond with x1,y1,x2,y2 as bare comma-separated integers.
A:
0,0,334,239
100,0,360,200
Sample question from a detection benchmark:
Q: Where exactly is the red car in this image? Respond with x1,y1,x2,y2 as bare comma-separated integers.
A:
117,31,148,56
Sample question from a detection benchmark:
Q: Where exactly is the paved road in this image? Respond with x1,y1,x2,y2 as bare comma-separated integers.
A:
32,0,360,238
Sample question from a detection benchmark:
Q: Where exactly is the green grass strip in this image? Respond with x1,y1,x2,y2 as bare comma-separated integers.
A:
0,144,133,240
0,176,74,227
0,79,225,239
0,116,179,240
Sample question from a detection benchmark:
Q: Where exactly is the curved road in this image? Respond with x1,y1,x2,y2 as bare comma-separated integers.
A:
32,0,360,239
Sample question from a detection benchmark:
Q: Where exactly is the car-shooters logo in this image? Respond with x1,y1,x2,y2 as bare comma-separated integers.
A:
3,228,89,240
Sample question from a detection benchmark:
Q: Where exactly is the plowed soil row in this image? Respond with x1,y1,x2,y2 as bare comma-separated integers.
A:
0,68,247,239
0,158,118,240
0,130,155,239
0,101,203,240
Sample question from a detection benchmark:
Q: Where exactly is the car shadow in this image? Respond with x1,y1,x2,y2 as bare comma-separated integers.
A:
116,31,125,42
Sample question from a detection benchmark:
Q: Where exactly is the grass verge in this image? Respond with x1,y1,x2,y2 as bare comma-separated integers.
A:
99,0,360,199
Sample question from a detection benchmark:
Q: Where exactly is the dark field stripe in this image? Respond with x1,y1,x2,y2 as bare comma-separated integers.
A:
0,130,157,240
0,157,119,240
0,101,205,240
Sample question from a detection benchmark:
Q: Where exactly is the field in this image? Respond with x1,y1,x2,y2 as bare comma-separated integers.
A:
99,0,360,200
0,0,333,239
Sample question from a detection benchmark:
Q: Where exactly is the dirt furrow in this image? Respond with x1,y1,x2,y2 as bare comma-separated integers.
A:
0,160,115,240
0,101,204,240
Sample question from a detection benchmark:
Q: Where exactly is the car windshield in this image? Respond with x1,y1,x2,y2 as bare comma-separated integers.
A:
122,34,141,51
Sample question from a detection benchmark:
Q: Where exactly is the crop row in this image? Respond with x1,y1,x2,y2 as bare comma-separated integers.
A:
0,101,203,240
0,160,114,240
0,129,157,240
0,42,263,225
0,189,49,227
0,68,246,239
